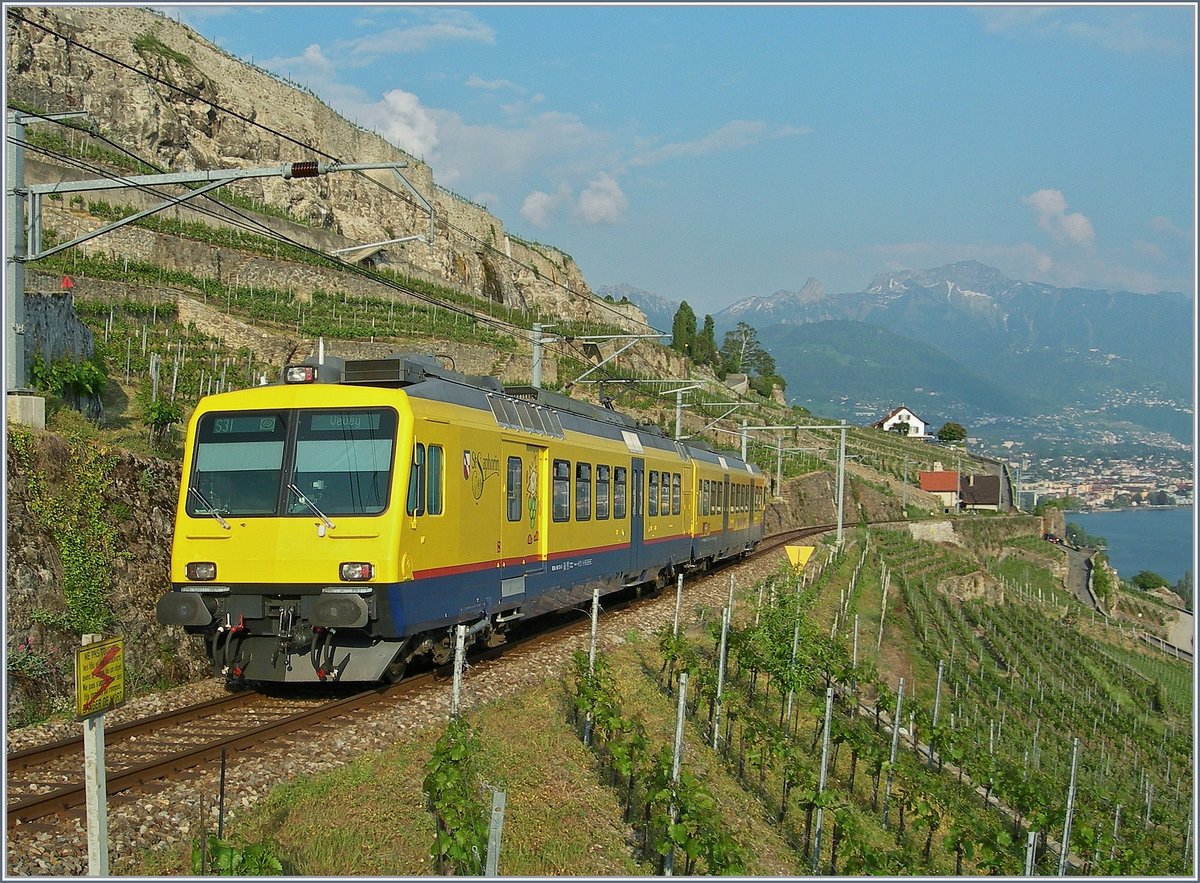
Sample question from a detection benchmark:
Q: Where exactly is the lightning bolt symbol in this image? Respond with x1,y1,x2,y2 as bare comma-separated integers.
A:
82,645,121,712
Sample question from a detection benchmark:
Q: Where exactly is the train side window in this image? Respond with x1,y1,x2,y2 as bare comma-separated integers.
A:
613,466,627,519
671,473,681,516
553,459,571,522
506,457,522,522
660,473,671,516
596,465,610,520
427,445,444,515
702,480,710,516
406,444,426,516
576,462,592,521
648,471,659,517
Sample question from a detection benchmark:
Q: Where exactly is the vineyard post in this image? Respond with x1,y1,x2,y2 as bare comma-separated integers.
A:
727,573,735,615
852,614,859,668
585,586,600,746
1182,807,1191,867
664,671,688,877
1144,781,1153,831
450,624,467,719
1057,737,1080,876
712,605,729,750
783,615,802,738
881,677,904,828
1025,831,1038,875
484,788,507,877
672,574,683,638
811,686,834,873
1110,803,1120,863
928,660,943,768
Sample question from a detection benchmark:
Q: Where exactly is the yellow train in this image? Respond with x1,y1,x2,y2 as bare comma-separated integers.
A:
157,353,766,684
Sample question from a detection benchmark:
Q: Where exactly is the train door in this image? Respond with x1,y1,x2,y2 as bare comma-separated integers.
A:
629,458,644,573
721,475,731,534
501,441,547,577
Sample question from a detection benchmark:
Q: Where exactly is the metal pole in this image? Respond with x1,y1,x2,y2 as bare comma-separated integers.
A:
81,634,109,877
585,586,600,746
450,624,467,718
531,323,544,388
929,660,943,768
784,615,801,737
1025,831,1038,875
6,111,27,391
664,671,688,877
484,788,507,876
712,606,729,750
852,614,859,668
775,432,783,500
1057,737,1080,875
741,418,748,461
672,573,684,638
675,388,684,440
836,423,847,545
882,677,904,828
811,686,835,872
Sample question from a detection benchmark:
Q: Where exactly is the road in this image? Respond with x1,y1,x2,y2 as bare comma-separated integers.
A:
1063,545,1096,609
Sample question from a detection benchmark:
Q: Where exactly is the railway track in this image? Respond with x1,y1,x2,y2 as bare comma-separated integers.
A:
5,523,843,832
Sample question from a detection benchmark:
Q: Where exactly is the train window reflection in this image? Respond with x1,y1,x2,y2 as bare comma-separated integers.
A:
293,409,396,516
190,410,288,517
613,466,627,519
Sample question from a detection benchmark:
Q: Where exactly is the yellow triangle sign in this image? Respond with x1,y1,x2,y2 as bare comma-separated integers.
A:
785,545,815,569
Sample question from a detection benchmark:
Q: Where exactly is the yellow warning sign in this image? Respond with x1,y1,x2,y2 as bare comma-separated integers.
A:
784,545,815,569
75,636,126,719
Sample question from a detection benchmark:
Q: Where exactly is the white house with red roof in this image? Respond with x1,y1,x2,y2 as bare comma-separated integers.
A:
871,405,928,438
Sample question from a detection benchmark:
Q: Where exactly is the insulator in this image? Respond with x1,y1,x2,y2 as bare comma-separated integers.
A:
288,161,320,178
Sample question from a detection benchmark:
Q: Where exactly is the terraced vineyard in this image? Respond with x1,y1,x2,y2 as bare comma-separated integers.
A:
575,526,1193,875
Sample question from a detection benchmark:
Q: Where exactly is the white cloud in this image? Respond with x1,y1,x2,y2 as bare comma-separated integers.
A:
1023,189,1095,248
339,10,495,64
975,8,1186,55
1149,215,1187,238
576,173,627,224
465,75,521,92
628,120,804,168
354,89,441,159
521,185,574,228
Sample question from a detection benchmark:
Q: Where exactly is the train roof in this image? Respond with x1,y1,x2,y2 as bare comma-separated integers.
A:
284,352,760,474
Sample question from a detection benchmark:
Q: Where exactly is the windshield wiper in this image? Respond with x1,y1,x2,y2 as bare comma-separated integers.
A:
188,486,231,530
288,483,336,530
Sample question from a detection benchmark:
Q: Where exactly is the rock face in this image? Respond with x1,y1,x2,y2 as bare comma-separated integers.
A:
5,428,208,725
6,6,649,333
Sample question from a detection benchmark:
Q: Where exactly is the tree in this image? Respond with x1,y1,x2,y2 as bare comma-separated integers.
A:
1174,570,1193,611
720,321,774,376
692,315,719,367
937,421,967,444
1130,570,1170,592
671,302,697,358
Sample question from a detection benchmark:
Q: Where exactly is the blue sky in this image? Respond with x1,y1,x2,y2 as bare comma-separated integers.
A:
162,3,1196,314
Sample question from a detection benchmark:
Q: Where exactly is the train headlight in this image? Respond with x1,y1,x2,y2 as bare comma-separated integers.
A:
283,365,316,384
339,562,374,581
186,561,217,581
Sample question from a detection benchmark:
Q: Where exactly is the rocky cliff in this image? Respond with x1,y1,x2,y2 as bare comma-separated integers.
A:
6,6,648,332
5,427,207,726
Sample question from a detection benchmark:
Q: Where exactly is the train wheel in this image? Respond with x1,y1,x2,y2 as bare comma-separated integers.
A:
383,653,408,684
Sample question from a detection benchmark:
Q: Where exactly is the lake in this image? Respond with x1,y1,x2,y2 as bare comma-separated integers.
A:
1066,507,1196,586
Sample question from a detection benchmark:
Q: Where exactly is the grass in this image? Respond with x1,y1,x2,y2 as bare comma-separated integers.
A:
94,495,1197,877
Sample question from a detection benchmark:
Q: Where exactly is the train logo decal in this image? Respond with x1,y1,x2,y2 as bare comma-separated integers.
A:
464,450,500,501
526,465,538,533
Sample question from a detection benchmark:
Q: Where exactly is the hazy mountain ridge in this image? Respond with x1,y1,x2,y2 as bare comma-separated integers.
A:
610,262,1192,446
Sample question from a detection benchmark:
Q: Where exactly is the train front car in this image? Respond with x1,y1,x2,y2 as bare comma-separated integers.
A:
157,359,413,684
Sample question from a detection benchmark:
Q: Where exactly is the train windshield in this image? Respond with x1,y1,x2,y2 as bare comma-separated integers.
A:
288,409,396,516
187,408,397,518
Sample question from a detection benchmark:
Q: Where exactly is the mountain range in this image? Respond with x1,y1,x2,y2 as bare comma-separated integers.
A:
604,262,1194,449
